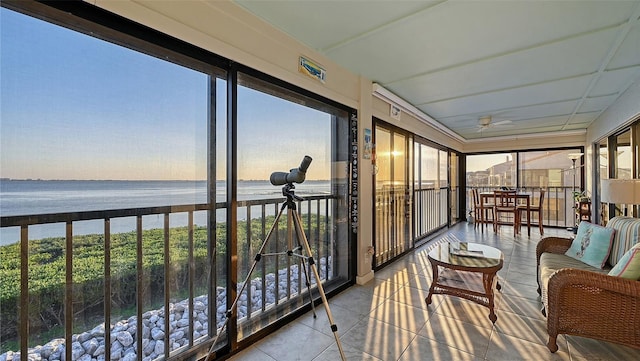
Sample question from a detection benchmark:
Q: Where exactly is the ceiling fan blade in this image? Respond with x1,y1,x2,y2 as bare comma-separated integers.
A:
492,120,512,126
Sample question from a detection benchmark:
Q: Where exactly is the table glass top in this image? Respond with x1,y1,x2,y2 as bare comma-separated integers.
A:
428,242,503,268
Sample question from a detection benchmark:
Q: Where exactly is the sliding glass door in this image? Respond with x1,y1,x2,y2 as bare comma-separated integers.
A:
373,121,412,268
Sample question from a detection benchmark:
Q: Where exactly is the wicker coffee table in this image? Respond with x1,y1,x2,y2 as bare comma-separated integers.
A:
425,242,504,323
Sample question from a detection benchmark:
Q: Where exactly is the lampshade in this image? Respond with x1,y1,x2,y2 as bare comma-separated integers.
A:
601,179,640,204
568,153,583,161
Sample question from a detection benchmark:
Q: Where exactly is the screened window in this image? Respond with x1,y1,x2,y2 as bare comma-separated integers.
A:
466,153,516,188
1,5,226,360
234,72,351,340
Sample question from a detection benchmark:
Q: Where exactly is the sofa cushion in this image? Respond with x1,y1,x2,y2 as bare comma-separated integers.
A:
539,252,610,309
565,222,615,269
608,243,640,280
606,216,640,266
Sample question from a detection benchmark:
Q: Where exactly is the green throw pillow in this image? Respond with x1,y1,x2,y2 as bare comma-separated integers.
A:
565,222,616,269
608,243,640,279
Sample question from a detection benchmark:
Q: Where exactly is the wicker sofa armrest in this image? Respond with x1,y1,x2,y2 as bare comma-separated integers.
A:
536,236,573,261
545,268,640,352
535,237,573,294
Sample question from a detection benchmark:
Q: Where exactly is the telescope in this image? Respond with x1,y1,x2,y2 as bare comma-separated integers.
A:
270,156,312,186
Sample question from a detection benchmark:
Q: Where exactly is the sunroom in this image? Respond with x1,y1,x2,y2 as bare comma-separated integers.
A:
1,1,639,361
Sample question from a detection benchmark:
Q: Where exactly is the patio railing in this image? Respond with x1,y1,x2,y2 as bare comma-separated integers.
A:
467,186,577,228
0,195,336,361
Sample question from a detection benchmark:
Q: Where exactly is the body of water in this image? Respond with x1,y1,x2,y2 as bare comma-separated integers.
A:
0,179,330,245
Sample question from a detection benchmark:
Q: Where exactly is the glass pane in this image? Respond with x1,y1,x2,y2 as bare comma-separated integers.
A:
450,152,459,222
466,153,516,188
0,7,217,360
393,133,406,185
439,150,448,188
518,149,583,227
616,131,632,179
376,128,392,188
235,73,350,341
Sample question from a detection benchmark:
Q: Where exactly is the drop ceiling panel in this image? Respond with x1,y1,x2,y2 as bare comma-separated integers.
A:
577,94,619,114
325,1,637,83
451,115,573,139
394,27,619,105
416,75,593,119
569,112,601,125
233,1,437,50
466,124,564,140
590,66,640,96
606,21,640,70
438,100,578,129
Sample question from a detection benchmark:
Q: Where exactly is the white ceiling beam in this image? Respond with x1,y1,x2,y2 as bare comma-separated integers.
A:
562,1,640,130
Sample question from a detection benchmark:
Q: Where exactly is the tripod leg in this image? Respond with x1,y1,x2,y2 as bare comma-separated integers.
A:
291,210,347,361
299,251,317,318
205,203,288,361
288,210,318,318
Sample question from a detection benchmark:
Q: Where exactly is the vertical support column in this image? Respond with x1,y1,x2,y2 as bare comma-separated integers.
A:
206,75,218,340
226,65,238,350
356,77,374,285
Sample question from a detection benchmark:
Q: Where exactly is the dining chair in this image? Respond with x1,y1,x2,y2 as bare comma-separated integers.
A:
517,189,545,235
493,190,518,235
472,189,494,230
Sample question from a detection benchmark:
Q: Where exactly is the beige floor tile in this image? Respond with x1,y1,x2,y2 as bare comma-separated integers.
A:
505,269,539,287
495,293,545,321
565,335,640,361
340,317,417,361
390,284,434,309
352,277,404,298
405,273,434,291
253,321,335,361
297,302,363,338
398,334,482,361
434,295,498,327
228,345,277,361
494,310,568,352
328,287,386,317
368,298,432,333
418,313,492,356
373,267,412,285
486,332,571,361
385,258,429,275
500,280,541,301
312,341,383,361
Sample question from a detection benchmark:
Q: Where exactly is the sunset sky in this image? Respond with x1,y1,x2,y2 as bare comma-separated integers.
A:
0,8,331,181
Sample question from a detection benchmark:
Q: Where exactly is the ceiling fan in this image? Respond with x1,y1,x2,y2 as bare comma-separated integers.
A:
477,115,512,132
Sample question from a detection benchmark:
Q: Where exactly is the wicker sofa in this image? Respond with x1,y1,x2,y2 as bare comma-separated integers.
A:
536,216,640,352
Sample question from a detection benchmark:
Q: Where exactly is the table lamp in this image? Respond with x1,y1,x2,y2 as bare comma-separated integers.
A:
601,178,640,218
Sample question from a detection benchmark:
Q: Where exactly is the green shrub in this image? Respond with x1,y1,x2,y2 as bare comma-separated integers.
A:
0,214,330,347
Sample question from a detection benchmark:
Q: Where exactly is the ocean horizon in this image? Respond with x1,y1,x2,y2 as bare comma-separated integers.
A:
0,179,331,246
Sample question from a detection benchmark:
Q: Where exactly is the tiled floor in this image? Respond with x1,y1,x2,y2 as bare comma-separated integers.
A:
228,223,639,360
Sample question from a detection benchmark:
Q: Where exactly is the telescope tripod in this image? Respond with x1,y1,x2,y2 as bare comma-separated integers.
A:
206,183,346,361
